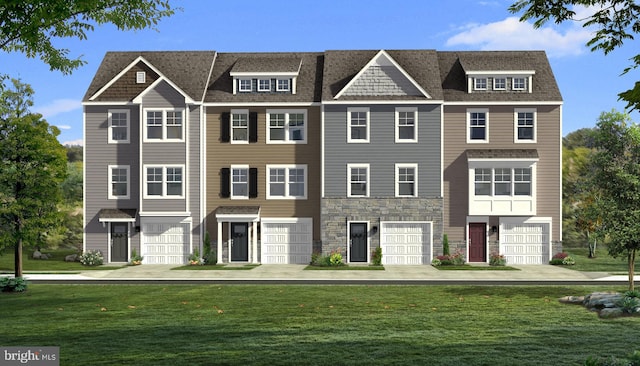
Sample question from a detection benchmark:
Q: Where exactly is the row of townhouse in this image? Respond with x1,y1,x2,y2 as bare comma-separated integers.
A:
83,49,563,266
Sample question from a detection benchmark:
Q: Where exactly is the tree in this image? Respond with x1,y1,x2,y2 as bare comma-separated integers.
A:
563,127,595,150
0,0,177,74
588,110,640,291
510,0,640,110
0,79,67,278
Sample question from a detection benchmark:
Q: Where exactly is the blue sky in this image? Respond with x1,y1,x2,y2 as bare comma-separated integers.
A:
2,0,638,145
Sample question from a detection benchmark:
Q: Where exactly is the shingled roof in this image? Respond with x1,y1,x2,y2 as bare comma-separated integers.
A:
466,149,540,160
83,51,217,102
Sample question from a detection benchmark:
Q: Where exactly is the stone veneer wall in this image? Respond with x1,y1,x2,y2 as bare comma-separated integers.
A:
321,197,444,260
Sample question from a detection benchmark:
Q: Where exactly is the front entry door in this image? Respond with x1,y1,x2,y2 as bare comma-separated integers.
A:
111,223,128,262
469,223,486,262
349,223,367,262
231,223,249,262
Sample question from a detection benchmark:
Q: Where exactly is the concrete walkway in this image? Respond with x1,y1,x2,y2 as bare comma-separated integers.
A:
20,263,630,283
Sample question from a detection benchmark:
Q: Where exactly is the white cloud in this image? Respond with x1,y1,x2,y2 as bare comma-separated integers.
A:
445,16,592,57
34,99,81,118
62,139,84,147
56,124,71,130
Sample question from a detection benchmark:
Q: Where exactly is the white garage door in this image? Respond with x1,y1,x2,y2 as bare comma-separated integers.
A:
381,222,432,265
261,219,312,264
142,222,190,264
500,221,550,265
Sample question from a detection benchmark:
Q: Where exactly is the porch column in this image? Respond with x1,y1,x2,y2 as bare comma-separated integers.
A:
217,221,223,264
252,221,258,264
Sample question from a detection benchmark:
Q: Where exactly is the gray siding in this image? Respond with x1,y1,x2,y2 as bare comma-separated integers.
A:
188,105,202,247
324,104,441,198
143,80,186,107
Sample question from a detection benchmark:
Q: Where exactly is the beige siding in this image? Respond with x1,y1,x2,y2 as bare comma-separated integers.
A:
443,104,561,243
205,106,322,241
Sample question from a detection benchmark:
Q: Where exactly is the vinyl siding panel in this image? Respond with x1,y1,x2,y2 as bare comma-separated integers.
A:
188,105,202,246
323,104,441,197
205,106,322,241
142,80,186,107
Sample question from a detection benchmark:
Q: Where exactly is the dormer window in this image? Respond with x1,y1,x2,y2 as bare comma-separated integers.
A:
277,79,290,92
474,78,487,90
136,72,146,84
494,78,506,90
258,79,271,92
229,57,302,95
466,71,534,93
513,77,526,90
238,79,252,92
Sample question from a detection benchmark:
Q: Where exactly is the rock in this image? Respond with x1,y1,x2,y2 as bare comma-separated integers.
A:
65,254,78,262
599,308,624,319
583,292,623,310
559,296,584,305
40,254,49,260
32,250,42,259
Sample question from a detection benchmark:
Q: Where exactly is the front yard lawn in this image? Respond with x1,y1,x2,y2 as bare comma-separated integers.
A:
562,247,633,273
1,284,638,365
0,248,123,272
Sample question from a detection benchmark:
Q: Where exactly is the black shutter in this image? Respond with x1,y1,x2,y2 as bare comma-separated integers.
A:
249,112,258,143
249,168,258,198
220,168,230,198
220,112,230,142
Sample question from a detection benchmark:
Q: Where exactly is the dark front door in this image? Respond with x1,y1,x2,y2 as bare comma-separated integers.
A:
469,223,486,262
350,223,367,262
111,223,128,262
231,223,249,262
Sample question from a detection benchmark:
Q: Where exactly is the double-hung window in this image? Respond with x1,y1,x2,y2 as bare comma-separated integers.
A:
267,110,307,143
238,79,252,92
473,167,533,197
494,168,512,196
348,108,369,142
474,78,487,90
267,165,307,199
258,79,271,92
231,166,249,199
277,79,290,92
493,78,506,90
474,168,491,196
467,109,488,143
395,164,418,197
144,166,184,198
108,165,129,199
513,77,526,90
144,109,184,141
108,110,129,143
396,107,417,143
514,168,532,195
348,164,369,197
231,109,249,143
515,109,536,142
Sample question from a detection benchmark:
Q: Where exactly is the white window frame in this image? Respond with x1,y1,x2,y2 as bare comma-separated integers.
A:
493,77,506,90
143,165,185,199
108,165,130,200
347,108,370,143
468,162,537,216
474,78,487,90
347,164,370,197
258,79,271,92
231,165,249,199
136,71,146,84
512,77,526,90
514,108,537,143
467,108,489,143
266,164,307,200
238,79,252,92
230,109,249,144
395,163,418,198
395,107,418,143
108,109,130,144
143,108,185,142
266,109,307,144
276,79,290,92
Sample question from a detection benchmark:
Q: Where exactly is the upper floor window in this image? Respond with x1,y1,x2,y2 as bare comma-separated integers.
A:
395,163,418,197
494,78,506,90
144,165,184,198
512,77,526,90
474,78,487,90
144,109,184,142
277,79,290,92
238,79,252,92
108,109,129,144
348,164,369,197
473,167,532,197
467,109,488,143
515,109,536,142
395,107,417,143
474,168,491,196
231,110,249,143
267,165,307,199
258,79,271,92
348,108,369,143
108,165,130,199
267,110,307,144
231,166,249,199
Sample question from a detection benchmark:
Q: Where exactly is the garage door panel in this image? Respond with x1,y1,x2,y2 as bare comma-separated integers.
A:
500,222,549,265
142,222,190,264
261,219,312,264
381,222,431,265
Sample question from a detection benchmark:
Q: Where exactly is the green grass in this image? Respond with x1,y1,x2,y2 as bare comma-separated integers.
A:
1,284,637,365
435,265,519,271
172,264,261,271
0,248,124,272
305,265,385,270
562,247,633,273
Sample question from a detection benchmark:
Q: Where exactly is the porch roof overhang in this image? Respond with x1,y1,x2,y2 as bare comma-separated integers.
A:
215,206,261,222
466,149,539,161
98,208,137,223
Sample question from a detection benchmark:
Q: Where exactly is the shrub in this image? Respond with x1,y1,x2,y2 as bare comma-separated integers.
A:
624,290,640,298
550,252,570,265
562,255,576,265
310,251,345,267
431,258,442,267
80,250,103,266
442,234,450,256
435,250,465,266
489,253,507,266
0,277,28,292
189,248,203,265
616,296,640,314
329,251,344,266
202,231,217,265
129,249,143,265
372,247,383,266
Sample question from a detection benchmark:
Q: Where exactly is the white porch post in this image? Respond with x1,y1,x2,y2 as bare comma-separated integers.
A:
252,221,258,264
217,221,223,264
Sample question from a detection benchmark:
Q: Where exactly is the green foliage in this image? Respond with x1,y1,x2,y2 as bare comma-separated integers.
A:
0,0,177,74
79,250,103,266
0,276,28,292
442,234,450,256
65,145,83,163
62,161,83,204
129,249,143,265
615,296,640,314
310,251,345,267
329,251,344,266
372,247,383,266
563,128,595,149
624,290,640,298
489,253,507,266
202,231,216,265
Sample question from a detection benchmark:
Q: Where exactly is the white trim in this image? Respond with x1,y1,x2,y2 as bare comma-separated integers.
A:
514,108,537,143
395,107,418,143
466,108,489,144
206,102,321,107
266,164,308,200
99,217,136,223
324,100,444,105
230,71,299,77
466,70,536,76
136,71,146,84
559,104,563,242
230,165,250,199
276,79,291,92
202,52,217,102
200,104,207,252
334,50,431,99
473,77,488,91
440,104,444,198
512,76,527,91
347,107,370,143
107,109,130,144
238,78,252,93
230,109,250,144
108,165,130,200
347,220,370,264
143,165,186,199
108,222,131,264
139,213,192,219
266,109,307,144
257,79,271,92
82,107,87,254
493,77,507,91
321,104,325,198
444,101,562,106
395,163,418,197
347,163,370,198
142,108,185,142
468,163,538,216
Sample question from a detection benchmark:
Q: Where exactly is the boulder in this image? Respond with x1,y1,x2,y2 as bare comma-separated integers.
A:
599,308,624,319
583,292,623,310
65,254,78,262
40,253,49,260
559,296,584,305
32,250,42,259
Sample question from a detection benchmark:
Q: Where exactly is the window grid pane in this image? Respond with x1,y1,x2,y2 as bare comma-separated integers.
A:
239,79,251,92
398,167,415,196
166,167,182,196
494,168,511,196
166,111,182,139
232,168,248,197
350,111,367,140
514,168,532,195
147,167,163,196
111,168,127,196
269,114,286,141
232,113,248,141
517,112,534,140
288,168,305,197
111,112,128,141
269,168,286,196
470,112,486,140
474,168,491,195
289,113,305,141
147,111,163,139
277,79,290,91
350,167,367,196
398,111,415,140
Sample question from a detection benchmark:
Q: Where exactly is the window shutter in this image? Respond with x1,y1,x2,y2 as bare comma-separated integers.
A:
221,112,230,142
249,168,258,198
220,168,230,198
249,112,258,142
